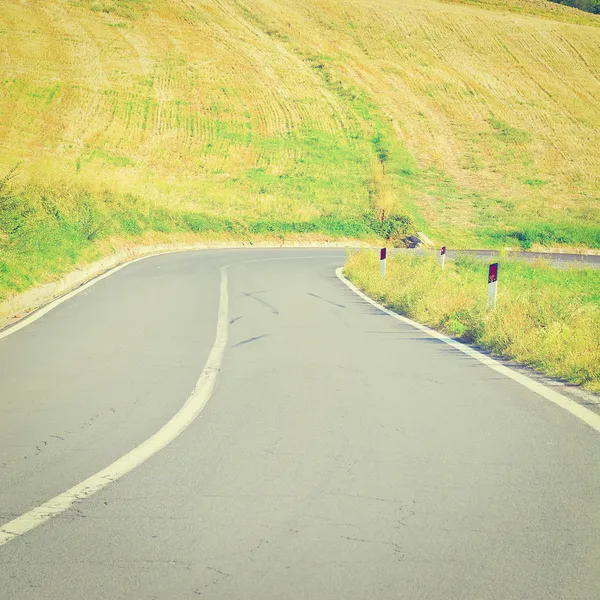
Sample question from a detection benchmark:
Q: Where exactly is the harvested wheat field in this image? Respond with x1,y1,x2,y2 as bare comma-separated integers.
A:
0,0,599,296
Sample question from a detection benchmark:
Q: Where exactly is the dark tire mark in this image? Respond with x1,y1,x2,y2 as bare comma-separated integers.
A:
242,292,279,315
307,292,345,309
232,334,270,348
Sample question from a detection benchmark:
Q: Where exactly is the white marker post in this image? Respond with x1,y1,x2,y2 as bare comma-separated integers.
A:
440,246,446,269
487,262,499,309
380,247,387,278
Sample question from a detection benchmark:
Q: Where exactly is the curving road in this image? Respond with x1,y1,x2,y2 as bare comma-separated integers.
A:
397,248,600,269
442,249,600,269
0,249,599,599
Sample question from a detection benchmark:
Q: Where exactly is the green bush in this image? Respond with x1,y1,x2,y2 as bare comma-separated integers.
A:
548,0,600,15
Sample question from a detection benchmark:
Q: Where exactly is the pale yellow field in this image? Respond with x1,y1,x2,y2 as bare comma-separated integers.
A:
1,0,599,240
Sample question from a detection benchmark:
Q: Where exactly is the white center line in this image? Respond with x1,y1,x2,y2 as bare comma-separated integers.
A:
0,266,229,547
0,252,342,547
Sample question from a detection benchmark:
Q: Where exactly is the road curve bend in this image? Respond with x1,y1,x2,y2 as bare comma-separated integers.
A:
0,249,599,600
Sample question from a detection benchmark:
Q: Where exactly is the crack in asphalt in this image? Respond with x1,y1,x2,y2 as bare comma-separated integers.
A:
342,536,405,559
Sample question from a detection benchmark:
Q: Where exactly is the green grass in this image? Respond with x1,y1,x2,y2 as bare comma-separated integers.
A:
0,181,389,302
344,250,600,393
479,223,600,249
85,0,150,19
79,148,134,169
486,118,532,144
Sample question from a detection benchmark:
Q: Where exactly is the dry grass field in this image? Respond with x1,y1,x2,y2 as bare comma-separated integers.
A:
1,0,599,297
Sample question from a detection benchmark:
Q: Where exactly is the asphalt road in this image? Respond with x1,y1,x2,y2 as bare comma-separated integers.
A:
399,248,600,269
448,249,600,269
0,248,599,599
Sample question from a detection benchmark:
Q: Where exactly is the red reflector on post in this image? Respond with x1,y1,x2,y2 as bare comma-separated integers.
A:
488,263,499,284
380,248,387,260
441,246,446,256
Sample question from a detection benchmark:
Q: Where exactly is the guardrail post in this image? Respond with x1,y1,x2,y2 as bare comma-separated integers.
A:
380,248,387,278
487,263,499,309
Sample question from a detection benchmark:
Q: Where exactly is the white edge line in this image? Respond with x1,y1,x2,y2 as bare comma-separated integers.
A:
336,267,600,435
0,266,229,547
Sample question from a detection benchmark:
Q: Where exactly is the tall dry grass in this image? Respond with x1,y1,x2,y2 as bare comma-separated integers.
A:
345,250,600,393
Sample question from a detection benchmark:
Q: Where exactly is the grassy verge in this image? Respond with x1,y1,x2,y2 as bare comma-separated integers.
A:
0,181,394,303
344,250,600,393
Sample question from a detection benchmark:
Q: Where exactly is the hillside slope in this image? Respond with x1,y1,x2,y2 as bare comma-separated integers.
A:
1,0,599,297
